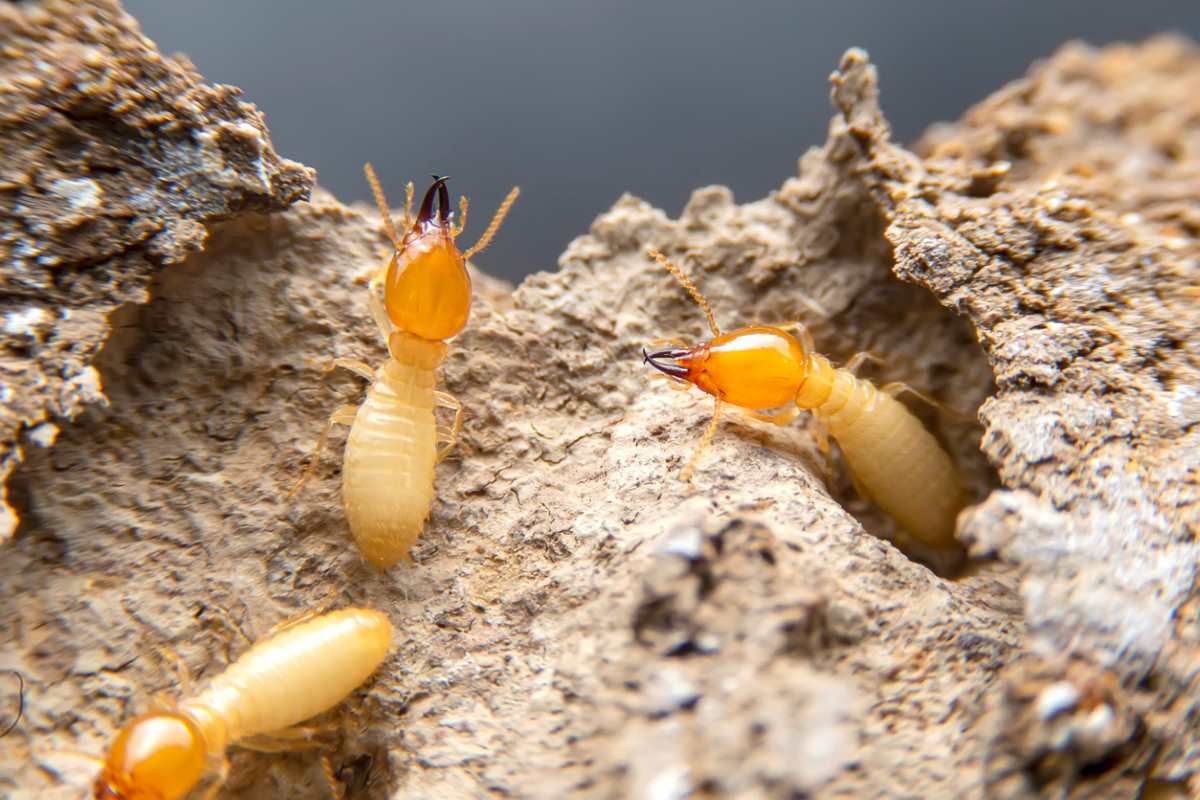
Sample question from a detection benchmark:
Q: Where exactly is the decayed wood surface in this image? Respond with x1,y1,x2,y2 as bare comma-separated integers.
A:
0,0,313,542
1,2,1198,796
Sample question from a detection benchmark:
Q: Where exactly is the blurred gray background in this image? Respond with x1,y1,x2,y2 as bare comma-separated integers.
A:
124,1,1200,282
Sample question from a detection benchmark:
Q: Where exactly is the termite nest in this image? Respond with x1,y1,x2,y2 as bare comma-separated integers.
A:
5,10,1195,798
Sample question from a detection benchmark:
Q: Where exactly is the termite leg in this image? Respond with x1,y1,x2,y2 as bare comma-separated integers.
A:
434,390,463,461
121,622,187,711
259,586,340,639
775,320,816,354
367,277,393,341
326,358,375,383
648,372,692,392
147,691,178,714
205,602,255,649
680,399,723,482
733,406,803,427
880,381,971,421
153,646,193,696
435,431,459,460
796,292,831,320
261,608,325,640
239,722,338,752
811,419,831,456
807,418,836,486
844,350,886,376
289,405,359,498
845,464,874,506
236,735,311,754
367,252,389,293
198,755,231,800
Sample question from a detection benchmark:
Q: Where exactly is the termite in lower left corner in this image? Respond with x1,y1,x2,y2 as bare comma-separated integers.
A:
74,607,393,800
293,167,519,568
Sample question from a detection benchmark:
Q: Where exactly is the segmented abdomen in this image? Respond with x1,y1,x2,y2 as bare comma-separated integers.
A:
341,359,438,567
807,359,964,548
187,608,392,741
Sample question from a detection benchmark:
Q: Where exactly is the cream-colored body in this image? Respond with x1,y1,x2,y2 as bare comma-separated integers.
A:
796,354,963,548
643,250,965,551
343,351,440,567
298,167,516,570
181,608,392,754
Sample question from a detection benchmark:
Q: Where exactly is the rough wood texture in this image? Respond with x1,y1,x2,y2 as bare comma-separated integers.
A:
0,0,314,541
1,9,1198,800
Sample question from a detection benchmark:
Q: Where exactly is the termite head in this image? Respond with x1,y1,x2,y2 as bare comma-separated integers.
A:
385,175,472,342
94,712,207,800
645,326,810,409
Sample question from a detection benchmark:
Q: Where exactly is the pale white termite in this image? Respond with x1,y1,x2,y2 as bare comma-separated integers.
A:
295,167,519,567
643,250,967,549
91,607,392,800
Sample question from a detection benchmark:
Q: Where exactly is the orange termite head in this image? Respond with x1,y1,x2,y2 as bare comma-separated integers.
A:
93,712,207,800
385,175,472,342
644,325,811,410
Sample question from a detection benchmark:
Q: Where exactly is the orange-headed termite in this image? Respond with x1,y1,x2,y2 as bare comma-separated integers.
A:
642,250,966,550
295,167,519,567
91,607,392,800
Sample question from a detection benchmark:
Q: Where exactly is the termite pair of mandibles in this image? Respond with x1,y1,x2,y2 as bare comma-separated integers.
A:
642,250,967,550
294,167,519,568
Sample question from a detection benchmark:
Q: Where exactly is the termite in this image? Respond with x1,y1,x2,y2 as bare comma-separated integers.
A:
295,167,519,568
642,249,967,550
90,607,392,800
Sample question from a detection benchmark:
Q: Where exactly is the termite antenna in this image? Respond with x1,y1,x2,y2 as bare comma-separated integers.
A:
464,186,521,261
454,195,469,237
403,181,415,229
681,400,722,482
647,249,721,337
320,754,341,800
363,163,400,248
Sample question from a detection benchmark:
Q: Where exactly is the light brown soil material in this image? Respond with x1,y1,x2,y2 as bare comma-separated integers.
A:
0,0,313,541
1,7,1197,799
